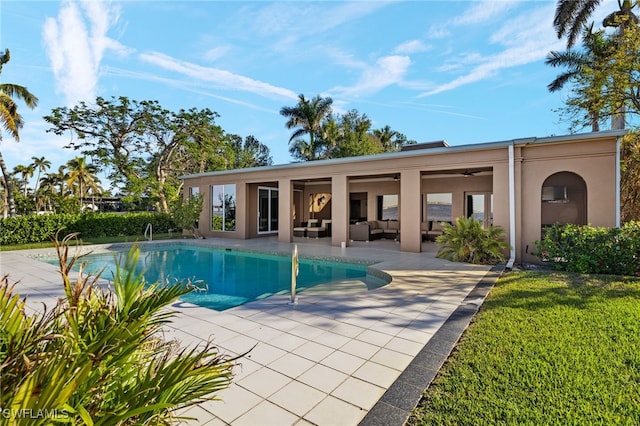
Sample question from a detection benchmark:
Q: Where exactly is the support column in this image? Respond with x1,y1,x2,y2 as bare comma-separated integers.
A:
331,174,349,247
400,169,421,253
278,178,293,244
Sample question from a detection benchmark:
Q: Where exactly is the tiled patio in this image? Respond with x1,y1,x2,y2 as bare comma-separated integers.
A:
0,237,496,425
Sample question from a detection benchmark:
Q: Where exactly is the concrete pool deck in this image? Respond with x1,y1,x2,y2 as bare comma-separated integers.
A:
0,237,501,425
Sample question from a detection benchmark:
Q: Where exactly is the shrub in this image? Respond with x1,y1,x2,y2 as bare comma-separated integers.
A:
0,234,236,424
0,212,178,245
436,217,508,264
534,222,640,275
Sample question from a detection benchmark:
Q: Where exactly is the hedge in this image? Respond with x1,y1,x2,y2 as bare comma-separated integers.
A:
0,212,177,245
534,222,640,276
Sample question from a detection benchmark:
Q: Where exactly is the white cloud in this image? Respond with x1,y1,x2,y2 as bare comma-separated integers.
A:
42,0,130,107
428,0,518,40
393,40,431,55
452,0,518,26
203,46,232,62
138,52,298,100
420,4,565,97
247,1,392,52
104,66,278,113
331,55,411,98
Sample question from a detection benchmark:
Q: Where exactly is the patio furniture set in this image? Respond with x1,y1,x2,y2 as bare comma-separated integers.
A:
294,219,332,238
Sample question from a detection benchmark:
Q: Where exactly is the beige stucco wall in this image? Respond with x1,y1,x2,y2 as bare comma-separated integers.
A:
518,138,617,263
181,132,620,263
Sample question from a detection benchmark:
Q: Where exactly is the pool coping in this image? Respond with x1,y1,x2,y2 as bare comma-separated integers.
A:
358,264,504,426
4,238,498,425
26,241,394,306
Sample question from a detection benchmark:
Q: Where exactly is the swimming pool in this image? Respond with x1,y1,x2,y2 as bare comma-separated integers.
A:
43,244,385,311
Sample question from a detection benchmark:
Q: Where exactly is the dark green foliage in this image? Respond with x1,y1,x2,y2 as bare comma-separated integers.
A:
171,194,203,237
0,212,177,245
0,234,236,424
436,217,508,264
534,222,640,275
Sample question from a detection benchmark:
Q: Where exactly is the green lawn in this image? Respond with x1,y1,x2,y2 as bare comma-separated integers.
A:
0,233,186,251
409,270,640,426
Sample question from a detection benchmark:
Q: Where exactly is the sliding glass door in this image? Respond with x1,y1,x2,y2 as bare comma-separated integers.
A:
258,187,278,233
466,192,493,228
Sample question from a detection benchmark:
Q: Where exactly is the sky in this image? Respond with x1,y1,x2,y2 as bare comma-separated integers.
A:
1,0,622,186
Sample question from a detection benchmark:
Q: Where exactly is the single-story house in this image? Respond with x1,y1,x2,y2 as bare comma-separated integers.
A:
181,130,625,265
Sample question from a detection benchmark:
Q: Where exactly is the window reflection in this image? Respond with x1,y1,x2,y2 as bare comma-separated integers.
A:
211,184,236,231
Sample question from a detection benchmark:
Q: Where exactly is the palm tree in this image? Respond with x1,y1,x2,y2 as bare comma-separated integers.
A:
554,0,639,129
66,156,101,211
40,167,69,213
30,156,50,193
280,94,333,161
546,26,613,131
554,0,639,48
13,164,34,197
30,156,50,211
0,49,39,217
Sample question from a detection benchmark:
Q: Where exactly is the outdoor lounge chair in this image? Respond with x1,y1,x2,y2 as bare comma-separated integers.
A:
293,219,319,237
307,219,331,238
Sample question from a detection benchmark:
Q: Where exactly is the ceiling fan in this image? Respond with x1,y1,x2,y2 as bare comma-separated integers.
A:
461,170,482,177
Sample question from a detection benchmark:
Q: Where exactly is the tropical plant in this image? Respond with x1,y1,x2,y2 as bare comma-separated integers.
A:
436,217,508,265
65,156,102,211
0,48,39,217
30,156,51,208
554,0,639,48
372,125,414,152
546,26,613,131
553,0,640,130
534,222,639,275
13,163,34,197
280,94,333,161
0,233,236,424
171,193,204,238
621,131,640,221
322,110,380,158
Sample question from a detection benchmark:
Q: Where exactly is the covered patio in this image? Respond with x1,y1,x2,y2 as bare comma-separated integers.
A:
182,131,623,264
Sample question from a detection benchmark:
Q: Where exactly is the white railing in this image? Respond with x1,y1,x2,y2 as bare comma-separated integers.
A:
144,223,153,241
289,244,299,305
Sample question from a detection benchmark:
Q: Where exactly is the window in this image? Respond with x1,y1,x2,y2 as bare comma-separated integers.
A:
377,194,398,220
211,184,236,231
425,193,452,222
189,187,201,227
258,187,278,233
465,192,493,227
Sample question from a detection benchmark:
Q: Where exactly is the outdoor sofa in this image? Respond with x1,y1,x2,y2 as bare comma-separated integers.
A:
293,219,319,237
349,220,399,242
422,220,452,241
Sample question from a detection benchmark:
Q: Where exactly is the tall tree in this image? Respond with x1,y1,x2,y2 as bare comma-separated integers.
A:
372,125,414,152
554,0,639,129
45,97,155,195
546,26,613,131
280,94,333,161
30,156,51,193
225,134,273,169
12,164,34,197
30,155,51,210
0,49,39,217
554,0,639,48
322,110,379,158
66,156,101,211
45,98,263,213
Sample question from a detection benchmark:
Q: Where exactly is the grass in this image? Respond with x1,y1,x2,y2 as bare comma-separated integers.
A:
409,270,640,426
0,233,188,251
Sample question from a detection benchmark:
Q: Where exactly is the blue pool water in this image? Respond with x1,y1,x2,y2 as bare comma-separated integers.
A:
45,245,375,311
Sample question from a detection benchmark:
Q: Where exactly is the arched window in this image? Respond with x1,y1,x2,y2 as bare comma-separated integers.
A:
541,172,587,231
